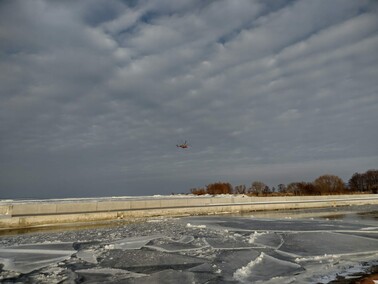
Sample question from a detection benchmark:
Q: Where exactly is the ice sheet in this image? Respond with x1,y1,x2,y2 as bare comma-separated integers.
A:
0,205,377,283
212,249,261,281
248,231,283,249
279,231,378,257
99,249,206,273
181,215,368,232
233,252,303,283
75,267,147,283
76,249,98,264
106,235,162,250
205,237,259,250
146,237,205,252
0,242,76,274
125,269,217,284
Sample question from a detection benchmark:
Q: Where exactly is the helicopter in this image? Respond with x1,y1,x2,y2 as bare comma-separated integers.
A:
176,141,189,149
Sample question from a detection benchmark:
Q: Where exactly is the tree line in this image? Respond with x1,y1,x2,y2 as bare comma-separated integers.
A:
190,169,378,196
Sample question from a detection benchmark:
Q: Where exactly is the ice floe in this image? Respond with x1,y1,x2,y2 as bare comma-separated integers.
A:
233,252,303,283
0,242,75,274
0,205,377,283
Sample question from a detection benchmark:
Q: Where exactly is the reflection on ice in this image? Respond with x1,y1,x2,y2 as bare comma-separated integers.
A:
0,205,377,283
182,216,367,232
280,231,378,257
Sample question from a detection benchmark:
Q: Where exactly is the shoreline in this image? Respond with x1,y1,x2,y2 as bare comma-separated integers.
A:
0,205,377,283
1,194,378,231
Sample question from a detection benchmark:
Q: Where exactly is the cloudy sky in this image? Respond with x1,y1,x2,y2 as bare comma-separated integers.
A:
1,0,377,198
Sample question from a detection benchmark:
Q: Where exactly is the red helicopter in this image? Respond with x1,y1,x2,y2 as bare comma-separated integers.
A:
176,141,189,149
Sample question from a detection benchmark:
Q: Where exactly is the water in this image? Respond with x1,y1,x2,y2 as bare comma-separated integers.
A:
0,205,377,283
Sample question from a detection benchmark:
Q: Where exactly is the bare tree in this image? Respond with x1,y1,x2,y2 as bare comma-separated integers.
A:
249,181,267,195
277,184,287,194
365,170,378,193
235,184,246,194
286,182,302,195
349,172,363,192
314,175,345,195
349,170,378,193
299,182,318,195
190,188,206,195
206,182,233,195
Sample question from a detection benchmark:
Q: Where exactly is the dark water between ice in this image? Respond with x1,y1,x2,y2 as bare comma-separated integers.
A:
0,205,377,283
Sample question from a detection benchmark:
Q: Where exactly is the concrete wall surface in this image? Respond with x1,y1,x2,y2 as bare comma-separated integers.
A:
1,194,377,229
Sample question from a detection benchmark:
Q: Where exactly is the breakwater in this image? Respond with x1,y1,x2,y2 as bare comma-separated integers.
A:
1,194,378,229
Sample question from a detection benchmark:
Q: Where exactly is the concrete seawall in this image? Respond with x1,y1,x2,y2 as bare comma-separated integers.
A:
1,194,378,229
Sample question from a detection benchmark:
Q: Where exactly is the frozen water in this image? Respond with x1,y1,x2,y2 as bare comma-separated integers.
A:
125,269,217,284
205,237,259,250
99,249,206,273
280,231,378,257
182,215,367,232
0,205,377,283
76,249,98,264
233,252,303,283
107,235,162,250
75,267,147,283
146,237,205,252
213,249,261,281
0,242,75,274
175,235,195,243
248,231,283,248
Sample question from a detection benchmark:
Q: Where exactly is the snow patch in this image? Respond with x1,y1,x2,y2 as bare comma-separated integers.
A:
248,231,266,244
186,223,206,229
295,254,340,263
104,244,115,250
361,227,378,231
233,252,302,283
233,253,265,282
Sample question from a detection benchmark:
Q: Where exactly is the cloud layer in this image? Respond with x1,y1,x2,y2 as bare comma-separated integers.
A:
1,0,377,198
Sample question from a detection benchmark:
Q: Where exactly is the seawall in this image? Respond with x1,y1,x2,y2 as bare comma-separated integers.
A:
1,194,378,229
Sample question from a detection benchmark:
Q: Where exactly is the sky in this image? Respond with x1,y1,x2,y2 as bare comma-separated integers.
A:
1,0,377,199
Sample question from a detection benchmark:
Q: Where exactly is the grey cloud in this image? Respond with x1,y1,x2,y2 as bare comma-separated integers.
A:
0,0,377,198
